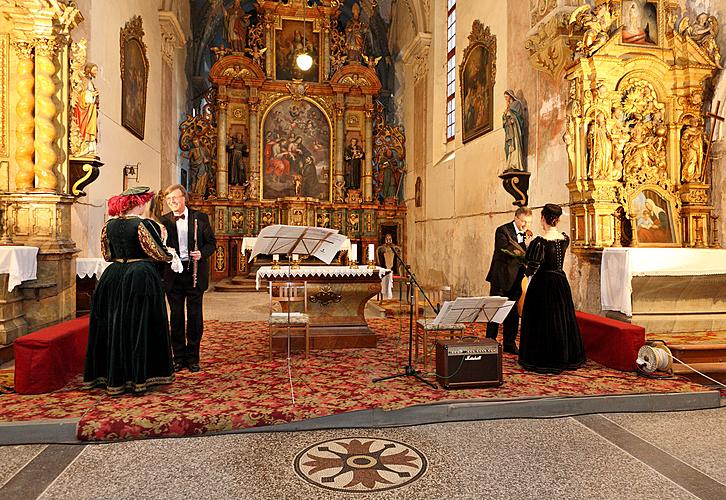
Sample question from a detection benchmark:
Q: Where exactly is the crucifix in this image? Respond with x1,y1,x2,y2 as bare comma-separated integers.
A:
703,100,725,184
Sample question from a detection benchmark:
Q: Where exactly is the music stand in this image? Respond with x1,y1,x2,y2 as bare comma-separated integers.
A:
251,225,346,404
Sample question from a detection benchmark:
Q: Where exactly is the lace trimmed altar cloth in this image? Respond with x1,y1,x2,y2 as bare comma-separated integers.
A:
0,246,39,291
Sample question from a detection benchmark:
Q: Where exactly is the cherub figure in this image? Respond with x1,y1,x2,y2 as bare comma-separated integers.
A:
569,2,617,56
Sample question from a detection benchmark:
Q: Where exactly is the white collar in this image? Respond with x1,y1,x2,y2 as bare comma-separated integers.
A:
512,221,522,234
174,207,189,219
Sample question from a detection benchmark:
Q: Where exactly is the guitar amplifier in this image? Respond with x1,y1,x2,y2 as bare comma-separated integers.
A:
435,339,503,389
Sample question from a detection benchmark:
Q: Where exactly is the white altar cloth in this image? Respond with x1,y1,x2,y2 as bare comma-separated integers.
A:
601,247,726,316
76,258,111,279
243,237,351,255
256,265,393,299
0,246,39,292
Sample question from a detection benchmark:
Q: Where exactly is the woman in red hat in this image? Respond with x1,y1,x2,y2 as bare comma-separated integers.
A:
84,186,175,395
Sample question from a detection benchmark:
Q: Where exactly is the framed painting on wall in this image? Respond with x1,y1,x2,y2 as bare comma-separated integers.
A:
275,19,320,82
120,16,149,140
459,20,497,144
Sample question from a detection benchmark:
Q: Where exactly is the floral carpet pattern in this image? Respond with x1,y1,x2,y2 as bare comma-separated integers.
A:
0,319,714,442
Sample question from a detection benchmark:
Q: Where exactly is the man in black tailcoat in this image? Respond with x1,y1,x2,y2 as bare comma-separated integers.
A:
485,206,532,354
161,184,217,372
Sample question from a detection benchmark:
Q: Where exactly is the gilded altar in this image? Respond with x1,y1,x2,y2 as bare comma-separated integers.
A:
559,0,721,253
180,0,406,282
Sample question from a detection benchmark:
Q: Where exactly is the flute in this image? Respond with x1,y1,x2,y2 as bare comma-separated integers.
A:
192,218,199,288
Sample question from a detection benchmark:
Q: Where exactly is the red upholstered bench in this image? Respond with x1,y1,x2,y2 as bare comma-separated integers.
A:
14,316,90,394
576,311,645,371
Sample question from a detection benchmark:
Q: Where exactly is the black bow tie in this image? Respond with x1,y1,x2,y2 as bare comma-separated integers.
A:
173,213,185,221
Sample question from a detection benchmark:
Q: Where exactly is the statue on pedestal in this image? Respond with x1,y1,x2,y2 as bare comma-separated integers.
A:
345,3,367,63
222,0,251,52
70,40,99,157
503,90,527,171
188,138,213,197
681,117,705,183
226,132,249,186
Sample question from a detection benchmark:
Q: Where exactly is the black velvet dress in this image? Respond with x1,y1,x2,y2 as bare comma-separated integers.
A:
84,216,174,395
518,234,585,373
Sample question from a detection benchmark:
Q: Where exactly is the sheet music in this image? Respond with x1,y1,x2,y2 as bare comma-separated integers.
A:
488,301,516,324
250,225,345,264
474,296,509,323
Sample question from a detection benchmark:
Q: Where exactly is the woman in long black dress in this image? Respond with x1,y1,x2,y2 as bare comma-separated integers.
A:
518,203,585,374
84,186,175,395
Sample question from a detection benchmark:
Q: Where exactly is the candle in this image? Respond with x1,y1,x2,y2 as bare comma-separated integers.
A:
368,244,375,261
273,254,279,262
292,254,299,261
350,244,357,262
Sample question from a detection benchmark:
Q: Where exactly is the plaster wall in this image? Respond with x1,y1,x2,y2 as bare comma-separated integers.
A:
70,0,191,257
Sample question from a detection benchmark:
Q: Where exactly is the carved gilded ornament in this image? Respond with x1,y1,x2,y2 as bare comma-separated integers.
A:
524,10,572,77
12,39,34,191
33,36,59,191
215,245,226,272
568,2,618,57
286,80,308,100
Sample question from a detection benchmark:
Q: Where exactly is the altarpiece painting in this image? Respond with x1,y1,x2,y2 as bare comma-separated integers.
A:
262,98,331,200
631,189,677,245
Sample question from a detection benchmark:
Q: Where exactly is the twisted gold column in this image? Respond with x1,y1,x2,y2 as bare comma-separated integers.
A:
12,41,35,191
33,39,59,192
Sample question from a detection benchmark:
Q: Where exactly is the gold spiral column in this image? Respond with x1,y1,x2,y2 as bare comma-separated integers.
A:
363,104,374,202
12,41,35,191
33,38,59,192
216,98,228,198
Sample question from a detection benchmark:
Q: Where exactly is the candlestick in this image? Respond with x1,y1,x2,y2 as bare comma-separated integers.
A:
350,244,357,262
271,253,281,269
291,253,300,270
368,244,375,261
273,254,279,261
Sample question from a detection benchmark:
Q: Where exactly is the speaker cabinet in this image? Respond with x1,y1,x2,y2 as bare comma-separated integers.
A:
435,339,503,389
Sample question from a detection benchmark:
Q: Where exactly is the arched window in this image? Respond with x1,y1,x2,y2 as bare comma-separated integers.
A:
446,0,456,141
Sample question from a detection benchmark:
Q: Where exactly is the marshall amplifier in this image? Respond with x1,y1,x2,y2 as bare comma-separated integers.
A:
435,339,503,389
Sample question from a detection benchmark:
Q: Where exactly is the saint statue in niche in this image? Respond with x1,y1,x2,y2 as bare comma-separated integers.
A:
621,0,658,45
226,132,249,186
344,137,364,189
680,117,705,183
587,112,612,179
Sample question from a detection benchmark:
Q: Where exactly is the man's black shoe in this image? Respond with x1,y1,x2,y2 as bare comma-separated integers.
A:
188,363,200,372
503,345,519,355
173,362,185,372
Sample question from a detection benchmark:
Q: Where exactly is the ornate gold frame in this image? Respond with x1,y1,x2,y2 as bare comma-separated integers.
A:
120,16,149,140
618,0,664,48
258,96,334,202
459,20,496,144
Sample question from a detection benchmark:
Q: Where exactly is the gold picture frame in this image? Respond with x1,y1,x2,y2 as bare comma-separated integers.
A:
120,16,149,140
459,20,497,144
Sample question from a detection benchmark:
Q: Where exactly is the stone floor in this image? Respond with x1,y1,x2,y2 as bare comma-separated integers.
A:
1,291,725,498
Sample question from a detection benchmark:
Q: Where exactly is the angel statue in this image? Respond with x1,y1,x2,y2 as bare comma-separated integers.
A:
70,40,100,157
569,1,617,57
678,13,722,68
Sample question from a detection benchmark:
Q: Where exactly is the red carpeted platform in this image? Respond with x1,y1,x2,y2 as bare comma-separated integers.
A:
576,311,645,372
0,319,714,443
13,316,89,395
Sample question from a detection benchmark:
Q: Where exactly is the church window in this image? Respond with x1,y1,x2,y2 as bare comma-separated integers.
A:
446,0,456,141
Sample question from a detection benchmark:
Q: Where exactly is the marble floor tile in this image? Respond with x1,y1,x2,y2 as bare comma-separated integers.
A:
0,445,45,488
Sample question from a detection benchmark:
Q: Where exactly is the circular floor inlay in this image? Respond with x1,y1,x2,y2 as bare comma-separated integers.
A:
294,437,427,493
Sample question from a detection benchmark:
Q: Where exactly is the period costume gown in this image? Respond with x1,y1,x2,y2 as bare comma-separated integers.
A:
84,216,175,395
518,234,586,373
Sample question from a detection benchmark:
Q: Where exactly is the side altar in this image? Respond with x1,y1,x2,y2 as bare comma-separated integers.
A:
528,1,724,332
179,0,406,283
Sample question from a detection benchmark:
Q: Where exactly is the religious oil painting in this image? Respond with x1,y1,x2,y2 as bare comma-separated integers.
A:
262,98,331,200
459,21,496,144
632,190,676,245
275,19,320,82
120,17,149,140
621,0,658,46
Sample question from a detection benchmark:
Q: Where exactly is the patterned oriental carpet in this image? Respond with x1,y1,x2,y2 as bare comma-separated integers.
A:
0,319,716,442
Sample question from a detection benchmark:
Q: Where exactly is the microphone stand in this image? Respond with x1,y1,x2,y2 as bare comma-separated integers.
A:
374,244,437,388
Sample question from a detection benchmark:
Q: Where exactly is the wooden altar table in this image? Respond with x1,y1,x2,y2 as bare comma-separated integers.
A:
601,248,726,333
256,265,392,350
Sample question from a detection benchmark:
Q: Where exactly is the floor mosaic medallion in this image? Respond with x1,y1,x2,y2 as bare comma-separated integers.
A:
293,437,428,493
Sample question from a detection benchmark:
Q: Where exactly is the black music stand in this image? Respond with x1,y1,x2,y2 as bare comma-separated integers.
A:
374,245,440,388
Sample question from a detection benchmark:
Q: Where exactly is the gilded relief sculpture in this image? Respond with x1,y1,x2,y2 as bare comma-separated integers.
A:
678,12,722,68
680,117,705,183
569,1,617,57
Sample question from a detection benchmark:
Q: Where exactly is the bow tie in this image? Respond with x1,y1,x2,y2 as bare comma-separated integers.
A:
173,213,185,221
